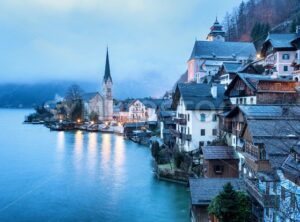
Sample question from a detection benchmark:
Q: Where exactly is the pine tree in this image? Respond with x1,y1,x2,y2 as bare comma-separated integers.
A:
208,183,251,222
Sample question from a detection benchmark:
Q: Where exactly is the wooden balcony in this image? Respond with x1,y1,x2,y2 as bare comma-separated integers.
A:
181,133,192,141
169,129,181,138
245,178,279,208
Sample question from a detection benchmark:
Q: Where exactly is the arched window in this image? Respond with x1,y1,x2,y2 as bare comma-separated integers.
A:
200,113,206,122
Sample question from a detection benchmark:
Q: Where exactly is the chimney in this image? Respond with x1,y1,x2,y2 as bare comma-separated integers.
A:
211,84,218,98
297,25,300,36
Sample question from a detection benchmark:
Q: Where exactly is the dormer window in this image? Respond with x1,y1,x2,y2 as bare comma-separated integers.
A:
200,114,206,122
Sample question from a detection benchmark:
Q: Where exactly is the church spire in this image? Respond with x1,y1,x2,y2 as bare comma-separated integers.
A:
103,47,112,83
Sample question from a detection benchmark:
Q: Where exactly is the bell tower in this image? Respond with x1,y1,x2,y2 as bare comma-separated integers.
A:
102,47,113,121
207,17,225,42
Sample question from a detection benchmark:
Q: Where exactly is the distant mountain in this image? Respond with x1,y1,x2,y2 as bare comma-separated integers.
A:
0,79,166,108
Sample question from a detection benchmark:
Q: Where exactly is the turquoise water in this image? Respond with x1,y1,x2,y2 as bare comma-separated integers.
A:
0,109,189,222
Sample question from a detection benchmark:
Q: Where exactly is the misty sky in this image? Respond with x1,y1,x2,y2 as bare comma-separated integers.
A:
0,0,242,98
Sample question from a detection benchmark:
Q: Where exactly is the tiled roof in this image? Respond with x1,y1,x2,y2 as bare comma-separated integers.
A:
177,83,228,110
202,146,239,160
189,178,245,206
281,154,300,180
239,105,283,117
189,41,256,60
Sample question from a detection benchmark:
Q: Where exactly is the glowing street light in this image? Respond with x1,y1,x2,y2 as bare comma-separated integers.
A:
77,119,81,124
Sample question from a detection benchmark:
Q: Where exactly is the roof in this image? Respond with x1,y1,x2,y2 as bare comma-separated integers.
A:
265,33,297,49
222,62,243,73
82,92,101,101
189,41,256,61
175,83,228,110
225,73,295,95
103,48,113,83
129,98,164,109
281,154,300,180
189,178,245,206
239,105,283,117
202,146,239,160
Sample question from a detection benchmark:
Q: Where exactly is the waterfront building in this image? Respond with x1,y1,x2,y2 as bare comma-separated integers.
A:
82,48,113,121
171,83,229,152
128,99,162,122
291,31,300,82
261,27,300,78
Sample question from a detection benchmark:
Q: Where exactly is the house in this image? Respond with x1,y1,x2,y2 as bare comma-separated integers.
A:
171,83,229,152
202,146,239,178
234,106,300,222
224,73,299,105
261,27,300,78
128,99,162,122
189,178,245,222
291,30,300,82
219,61,262,87
187,19,256,83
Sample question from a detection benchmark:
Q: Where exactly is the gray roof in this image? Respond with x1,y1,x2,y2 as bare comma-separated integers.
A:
265,33,297,49
177,83,227,110
239,105,283,117
223,62,243,73
82,92,101,101
189,41,256,60
189,178,245,206
203,146,239,160
281,155,300,180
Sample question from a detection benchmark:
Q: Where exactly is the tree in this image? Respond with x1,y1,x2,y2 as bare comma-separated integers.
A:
290,14,300,33
65,84,83,104
151,141,160,162
208,183,251,222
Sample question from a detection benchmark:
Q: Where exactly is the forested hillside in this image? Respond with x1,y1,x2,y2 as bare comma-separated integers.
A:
223,0,300,45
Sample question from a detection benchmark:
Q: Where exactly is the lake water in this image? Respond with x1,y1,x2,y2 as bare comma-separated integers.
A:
0,109,189,222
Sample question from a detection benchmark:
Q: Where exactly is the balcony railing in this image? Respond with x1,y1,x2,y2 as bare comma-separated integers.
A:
169,129,181,138
181,133,192,141
245,178,279,208
174,118,187,125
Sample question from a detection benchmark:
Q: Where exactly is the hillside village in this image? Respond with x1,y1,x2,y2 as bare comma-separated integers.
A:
24,14,300,222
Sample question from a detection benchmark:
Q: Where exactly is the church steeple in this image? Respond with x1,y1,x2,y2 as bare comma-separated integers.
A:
103,47,112,83
207,17,225,42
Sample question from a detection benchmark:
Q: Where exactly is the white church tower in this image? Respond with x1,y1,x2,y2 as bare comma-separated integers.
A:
102,48,113,121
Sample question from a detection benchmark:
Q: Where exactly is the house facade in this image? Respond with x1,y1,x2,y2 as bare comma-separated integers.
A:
261,28,300,78
128,99,161,122
171,83,228,152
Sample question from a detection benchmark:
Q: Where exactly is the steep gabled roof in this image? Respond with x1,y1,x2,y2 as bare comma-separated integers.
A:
202,146,239,160
173,83,228,111
82,92,102,102
222,62,243,73
189,41,256,61
265,33,297,49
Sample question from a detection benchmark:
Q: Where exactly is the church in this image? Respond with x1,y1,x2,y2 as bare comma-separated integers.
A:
82,48,113,121
187,18,257,83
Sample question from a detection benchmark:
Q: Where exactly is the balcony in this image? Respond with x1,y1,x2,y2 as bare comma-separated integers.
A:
169,129,181,138
181,133,192,141
245,178,279,208
174,118,187,125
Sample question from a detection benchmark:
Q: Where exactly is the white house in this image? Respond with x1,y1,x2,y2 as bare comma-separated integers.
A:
172,83,228,152
128,99,162,122
261,29,300,78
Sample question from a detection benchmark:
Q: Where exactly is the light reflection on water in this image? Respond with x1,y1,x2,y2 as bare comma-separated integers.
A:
0,109,190,222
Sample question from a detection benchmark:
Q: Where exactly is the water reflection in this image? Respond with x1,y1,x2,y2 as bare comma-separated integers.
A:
87,132,98,174
74,130,84,170
114,135,125,173
101,134,111,175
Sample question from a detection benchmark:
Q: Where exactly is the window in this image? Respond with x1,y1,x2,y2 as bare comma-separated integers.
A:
187,114,190,122
281,186,286,200
212,114,217,122
236,98,239,104
199,141,204,147
250,98,254,104
214,165,224,174
296,53,298,59
212,129,217,136
240,98,243,104
291,192,296,209
200,114,206,122
283,66,288,72
273,182,277,194
282,54,290,60
201,129,205,136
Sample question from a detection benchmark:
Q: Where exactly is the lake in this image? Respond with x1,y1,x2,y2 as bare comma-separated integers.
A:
0,109,189,222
